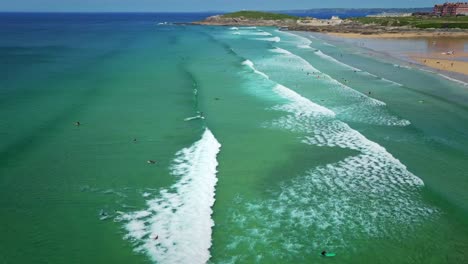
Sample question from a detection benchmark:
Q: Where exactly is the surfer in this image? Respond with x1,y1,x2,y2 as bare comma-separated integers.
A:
153,234,159,240
321,250,327,256
74,121,80,126
133,138,137,143
147,160,156,164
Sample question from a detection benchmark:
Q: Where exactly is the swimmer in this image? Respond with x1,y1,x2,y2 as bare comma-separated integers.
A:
147,160,156,164
74,121,80,126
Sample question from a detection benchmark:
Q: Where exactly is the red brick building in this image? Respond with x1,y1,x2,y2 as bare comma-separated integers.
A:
433,2,468,16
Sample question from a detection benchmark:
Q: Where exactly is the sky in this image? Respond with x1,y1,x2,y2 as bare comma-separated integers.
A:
0,0,440,12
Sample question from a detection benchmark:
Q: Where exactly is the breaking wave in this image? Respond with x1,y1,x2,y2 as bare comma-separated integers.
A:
116,129,221,264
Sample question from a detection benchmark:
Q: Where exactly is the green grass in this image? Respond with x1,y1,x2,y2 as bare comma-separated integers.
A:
221,11,298,20
351,16,468,29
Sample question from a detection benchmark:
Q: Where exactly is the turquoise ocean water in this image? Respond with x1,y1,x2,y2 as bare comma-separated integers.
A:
1,13,467,263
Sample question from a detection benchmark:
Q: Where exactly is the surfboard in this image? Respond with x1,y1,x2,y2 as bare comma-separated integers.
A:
320,252,336,257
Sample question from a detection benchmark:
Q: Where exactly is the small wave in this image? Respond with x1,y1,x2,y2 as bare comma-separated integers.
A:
275,30,312,46
381,77,403,86
229,27,239,30
270,47,292,55
314,50,362,72
116,129,221,264
438,73,468,86
297,44,311,49
262,47,411,126
219,80,434,262
184,115,205,121
393,64,412,69
255,36,280,42
242,60,270,79
270,47,386,107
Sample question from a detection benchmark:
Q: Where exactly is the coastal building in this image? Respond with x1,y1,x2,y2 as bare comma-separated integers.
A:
297,16,343,26
433,2,468,16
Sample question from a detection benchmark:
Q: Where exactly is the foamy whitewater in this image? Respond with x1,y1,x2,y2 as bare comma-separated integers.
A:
265,47,410,126
116,129,221,264
219,59,437,262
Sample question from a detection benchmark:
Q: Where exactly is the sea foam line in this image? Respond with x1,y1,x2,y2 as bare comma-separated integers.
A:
260,49,410,126
313,50,403,86
270,47,386,106
438,73,468,86
116,129,221,264
275,30,312,46
255,36,281,42
314,50,362,72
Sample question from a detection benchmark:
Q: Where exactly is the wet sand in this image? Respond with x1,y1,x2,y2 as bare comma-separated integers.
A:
412,57,468,75
325,33,468,78
328,32,468,39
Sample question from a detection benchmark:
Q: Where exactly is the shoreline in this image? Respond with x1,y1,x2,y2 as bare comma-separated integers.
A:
327,31,468,39
309,32,468,84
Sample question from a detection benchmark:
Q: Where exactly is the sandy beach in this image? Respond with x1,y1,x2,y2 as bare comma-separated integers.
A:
325,32,468,78
328,32,468,39
412,57,468,75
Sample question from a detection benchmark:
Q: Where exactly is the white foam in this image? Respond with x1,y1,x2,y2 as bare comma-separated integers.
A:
230,27,239,30
380,77,403,86
242,60,270,79
217,79,435,261
260,47,410,126
393,64,412,69
312,50,404,86
273,84,335,117
323,42,336,47
438,73,468,86
275,30,312,46
232,32,240,35
252,32,272,36
255,36,280,42
269,47,387,107
117,129,221,264
314,50,362,72
184,115,205,121
270,47,292,55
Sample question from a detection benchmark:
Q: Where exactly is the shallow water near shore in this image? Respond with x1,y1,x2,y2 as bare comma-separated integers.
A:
1,13,468,264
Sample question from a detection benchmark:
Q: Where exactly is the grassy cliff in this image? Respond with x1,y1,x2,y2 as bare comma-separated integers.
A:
221,11,298,20
352,16,468,29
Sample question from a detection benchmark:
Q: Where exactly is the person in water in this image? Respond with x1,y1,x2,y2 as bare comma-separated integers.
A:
74,121,80,126
321,250,327,256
